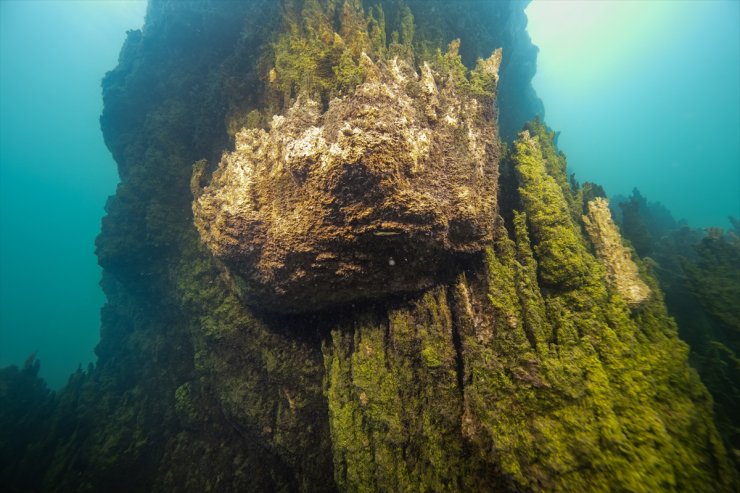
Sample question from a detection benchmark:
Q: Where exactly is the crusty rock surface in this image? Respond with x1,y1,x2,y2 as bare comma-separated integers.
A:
583,197,651,306
193,54,501,313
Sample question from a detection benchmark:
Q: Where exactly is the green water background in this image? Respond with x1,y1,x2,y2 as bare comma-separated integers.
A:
527,0,739,227
0,0,146,388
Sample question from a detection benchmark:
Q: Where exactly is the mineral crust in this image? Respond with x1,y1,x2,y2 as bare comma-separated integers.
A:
193,53,501,312
583,197,651,306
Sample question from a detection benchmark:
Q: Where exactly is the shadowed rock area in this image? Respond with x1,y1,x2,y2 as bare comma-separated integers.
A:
193,51,501,313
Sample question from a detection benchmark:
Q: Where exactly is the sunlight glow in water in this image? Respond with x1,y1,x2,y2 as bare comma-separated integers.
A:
526,1,696,90
526,0,740,227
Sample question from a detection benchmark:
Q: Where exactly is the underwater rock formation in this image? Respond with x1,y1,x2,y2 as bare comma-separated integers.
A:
0,1,736,492
583,197,651,306
613,190,740,467
193,52,501,312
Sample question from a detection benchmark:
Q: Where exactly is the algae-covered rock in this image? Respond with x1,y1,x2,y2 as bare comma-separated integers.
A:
193,53,500,313
323,129,736,492
2,1,736,492
583,197,651,306
511,128,592,289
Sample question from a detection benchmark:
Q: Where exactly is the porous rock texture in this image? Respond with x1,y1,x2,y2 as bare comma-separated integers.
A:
0,1,736,492
193,53,501,313
583,197,651,306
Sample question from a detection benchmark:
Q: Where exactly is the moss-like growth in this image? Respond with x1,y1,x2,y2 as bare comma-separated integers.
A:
524,118,581,220
322,121,736,487
2,2,734,492
583,197,652,306
615,191,740,464
323,288,488,492
511,127,592,289
269,0,382,109
682,226,740,459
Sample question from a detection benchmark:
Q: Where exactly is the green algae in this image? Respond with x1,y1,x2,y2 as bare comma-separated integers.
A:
617,196,740,468
0,1,735,492
511,125,592,289
323,290,469,492
268,0,382,109
321,121,735,492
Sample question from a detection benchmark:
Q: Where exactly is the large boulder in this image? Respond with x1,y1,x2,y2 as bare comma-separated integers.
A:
192,53,501,313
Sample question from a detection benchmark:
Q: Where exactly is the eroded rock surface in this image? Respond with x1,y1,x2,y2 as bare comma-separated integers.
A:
583,197,651,306
193,54,501,313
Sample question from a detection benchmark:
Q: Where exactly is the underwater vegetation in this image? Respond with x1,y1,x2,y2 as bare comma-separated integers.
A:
612,189,740,471
0,0,737,491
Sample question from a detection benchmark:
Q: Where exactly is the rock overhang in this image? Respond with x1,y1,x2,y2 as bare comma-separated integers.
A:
192,52,502,313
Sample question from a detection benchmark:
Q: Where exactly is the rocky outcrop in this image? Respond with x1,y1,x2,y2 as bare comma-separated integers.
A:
404,0,544,140
583,197,651,306
0,1,735,492
193,51,501,313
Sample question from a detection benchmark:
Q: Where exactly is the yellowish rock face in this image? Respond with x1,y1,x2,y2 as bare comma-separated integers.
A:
583,197,651,307
193,56,500,313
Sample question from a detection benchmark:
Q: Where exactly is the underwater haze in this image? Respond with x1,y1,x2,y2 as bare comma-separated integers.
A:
0,1,146,388
527,0,740,228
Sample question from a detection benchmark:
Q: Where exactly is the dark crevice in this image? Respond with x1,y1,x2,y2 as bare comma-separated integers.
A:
446,286,467,398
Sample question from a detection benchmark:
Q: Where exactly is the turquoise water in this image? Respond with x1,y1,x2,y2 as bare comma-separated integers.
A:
527,0,740,227
0,1,146,388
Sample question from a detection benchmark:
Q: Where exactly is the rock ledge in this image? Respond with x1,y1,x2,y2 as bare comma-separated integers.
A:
193,54,500,313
